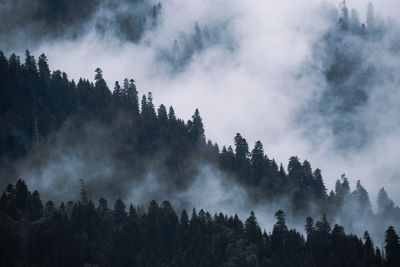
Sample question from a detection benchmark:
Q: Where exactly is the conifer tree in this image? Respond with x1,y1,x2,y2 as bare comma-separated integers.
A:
157,104,168,121
315,214,331,233
313,168,326,199
288,156,303,180
168,106,176,121
114,198,126,223
244,211,262,244
113,81,123,103
234,133,249,160
377,187,394,214
250,141,268,185
363,231,375,264
305,216,314,237
384,226,400,267
28,190,43,221
15,179,28,211
271,210,288,250
38,53,50,84
352,180,372,213
97,197,109,216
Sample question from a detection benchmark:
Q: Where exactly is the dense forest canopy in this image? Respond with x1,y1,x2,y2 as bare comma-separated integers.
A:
1,1,400,266
1,179,400,266
0,46,399,243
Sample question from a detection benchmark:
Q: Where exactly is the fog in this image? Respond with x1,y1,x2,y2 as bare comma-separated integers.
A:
1,0,400,244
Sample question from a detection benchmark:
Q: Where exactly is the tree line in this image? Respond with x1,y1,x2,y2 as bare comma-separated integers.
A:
0,49,399,220
1,180,400,267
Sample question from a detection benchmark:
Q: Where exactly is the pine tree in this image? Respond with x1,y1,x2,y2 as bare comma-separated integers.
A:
288,156,303,180
93,67,111,117
188,108,205,144
313,168,326,199
168,106,176,121
251,141,266,184
15,179,28,211
113,81,123,103
24,50,38,74
141,93,157,120
363,231,375,264
114,198,126,223
38,53,50,84
127,79,139,116
384,226,400,267
271,210,288,250
279,163,287,179
97,197,109,216
244,211,262,244
146,92,156,119
302,160,313,185
305,217,314,237
94,68,105,87
141,94,147,115
180,209,189,229
335,174,350,206
315,214,331,233
158,104,168,122
234,133,249,160
352,180,372,213
377,187,394,214
28,190,43,221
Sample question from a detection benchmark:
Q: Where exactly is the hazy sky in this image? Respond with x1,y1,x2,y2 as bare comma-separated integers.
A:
2,0,400,206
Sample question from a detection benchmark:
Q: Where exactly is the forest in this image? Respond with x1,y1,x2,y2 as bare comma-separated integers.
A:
0,48,399,266
1,2,400,266
1,179,400,267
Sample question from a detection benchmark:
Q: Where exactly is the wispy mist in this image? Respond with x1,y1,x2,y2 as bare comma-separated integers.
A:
1,0,400,245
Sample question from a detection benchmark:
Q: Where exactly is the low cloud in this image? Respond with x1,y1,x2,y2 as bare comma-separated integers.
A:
1,0,400,244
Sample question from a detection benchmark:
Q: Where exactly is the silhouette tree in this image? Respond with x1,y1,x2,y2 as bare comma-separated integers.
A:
384,226,400,267
244,211,262,245
15,179,28,211
250,141,266,185
315,214,331,233
305,216,315,237
377,187,394,214
234,133,249,160
28,190,43,221
114,198,126,223
313,168,326,199
188,108,205,144
271,210,288,252
352,180,372,213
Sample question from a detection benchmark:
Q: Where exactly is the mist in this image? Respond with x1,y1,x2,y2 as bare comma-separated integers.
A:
17,0,398,204
2,0,400,246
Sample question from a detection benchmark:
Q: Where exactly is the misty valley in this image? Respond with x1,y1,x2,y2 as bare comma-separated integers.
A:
1,0,400,267
1,49,400,266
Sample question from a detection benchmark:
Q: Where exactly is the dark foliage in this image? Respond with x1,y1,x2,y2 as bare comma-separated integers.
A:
0,181,397,267
0,47,400,265
0,49,400,219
